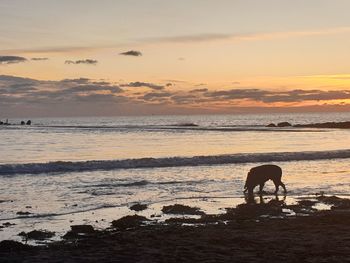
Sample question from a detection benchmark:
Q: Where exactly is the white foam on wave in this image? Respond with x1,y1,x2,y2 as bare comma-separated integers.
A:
1,149,350,176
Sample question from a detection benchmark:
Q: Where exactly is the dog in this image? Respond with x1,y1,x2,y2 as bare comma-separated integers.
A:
243,164,287,195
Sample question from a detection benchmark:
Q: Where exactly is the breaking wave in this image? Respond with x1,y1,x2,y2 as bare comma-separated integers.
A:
1,149,350,176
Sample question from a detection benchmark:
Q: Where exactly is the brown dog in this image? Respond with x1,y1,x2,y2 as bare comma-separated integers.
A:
243,164,287,195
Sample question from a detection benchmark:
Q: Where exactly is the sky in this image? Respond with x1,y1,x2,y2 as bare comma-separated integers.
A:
1,0,350,117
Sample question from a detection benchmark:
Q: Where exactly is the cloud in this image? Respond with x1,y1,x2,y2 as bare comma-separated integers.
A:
122,81,164,90
2,74,350,117
202,88,350,104
0,84,37,95
0,45,101,54
140,27,350,44
65,59,97,65
0,74,38,83
92,81,111,85
189,88,208,93
74,93,127,103
61,78,91,84
3,26,350,56
57,78,123,96
204,89,268,101
119,50,142,56
163,79,188,84
65,84,122,94
261,89,350,103
31,57,49,61
137,87,350,106
171,94,197,104
0,56,27,64
0,75,39,95
141,92,172,101
0,75,123,104
2,75,350,106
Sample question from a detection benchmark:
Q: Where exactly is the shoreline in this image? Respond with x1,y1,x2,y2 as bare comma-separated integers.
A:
1,194,349,262
1,193,346,244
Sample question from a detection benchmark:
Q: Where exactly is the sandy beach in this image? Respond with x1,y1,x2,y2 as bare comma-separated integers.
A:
1,195,349,262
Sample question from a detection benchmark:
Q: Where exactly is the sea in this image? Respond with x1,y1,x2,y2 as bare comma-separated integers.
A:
0,112,350,242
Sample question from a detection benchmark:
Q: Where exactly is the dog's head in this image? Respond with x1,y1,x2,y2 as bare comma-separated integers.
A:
243,171,252,192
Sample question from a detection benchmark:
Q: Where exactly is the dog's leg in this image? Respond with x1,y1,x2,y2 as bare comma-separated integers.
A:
273,180,279,194
280,181,287,193
259,183,264,193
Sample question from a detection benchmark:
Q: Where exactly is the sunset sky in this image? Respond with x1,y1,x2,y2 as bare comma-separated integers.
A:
1,0,350,117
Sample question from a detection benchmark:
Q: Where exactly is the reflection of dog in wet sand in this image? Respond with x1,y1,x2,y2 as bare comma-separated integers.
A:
243,164,287,195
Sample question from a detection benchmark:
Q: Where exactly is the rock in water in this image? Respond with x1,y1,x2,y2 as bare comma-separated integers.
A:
294,121,350,129
63,225,95,239
70,225,95,234
16,211,31,216
111,215,149,230
161,204,205,215
129,203,148,211
277,122,292,127
18,230,55,240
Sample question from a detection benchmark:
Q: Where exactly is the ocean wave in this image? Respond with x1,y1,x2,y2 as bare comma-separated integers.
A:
74,179,211,189
90,180,149,188
1,149,350,176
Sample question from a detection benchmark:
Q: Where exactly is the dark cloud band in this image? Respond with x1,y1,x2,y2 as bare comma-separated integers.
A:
119,50,142,57
1,75,350,114
122,81,164,90
31,57,49,61
0,56,27,64
65,59,97,65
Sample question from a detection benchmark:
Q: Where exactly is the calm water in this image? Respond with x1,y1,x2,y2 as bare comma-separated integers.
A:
1,113,350,164
0,112,349,241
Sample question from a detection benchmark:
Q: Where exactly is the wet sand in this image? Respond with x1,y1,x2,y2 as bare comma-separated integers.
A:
1,196,350,262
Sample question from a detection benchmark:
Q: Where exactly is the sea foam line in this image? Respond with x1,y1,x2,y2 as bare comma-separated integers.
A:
1,149,350,176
